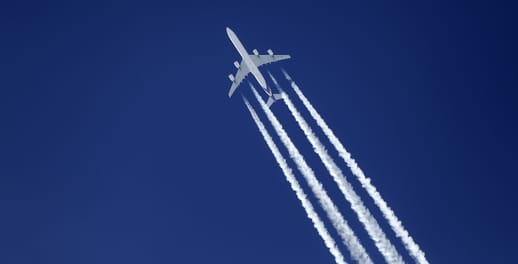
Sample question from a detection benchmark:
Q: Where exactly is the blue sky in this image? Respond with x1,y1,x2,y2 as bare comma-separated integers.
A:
1,1,517,263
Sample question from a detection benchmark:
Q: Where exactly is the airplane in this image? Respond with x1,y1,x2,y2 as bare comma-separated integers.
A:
226,27,291,107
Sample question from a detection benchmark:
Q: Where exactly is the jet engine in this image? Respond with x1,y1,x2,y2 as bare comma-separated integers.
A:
267,49,274,56
233,61,240,68
228,74,235,82
253,49,259,56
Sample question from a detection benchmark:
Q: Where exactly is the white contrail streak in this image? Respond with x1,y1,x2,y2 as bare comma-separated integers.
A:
268,73,404,264
281,69,429,264
243,97,347,264
250,85,373,264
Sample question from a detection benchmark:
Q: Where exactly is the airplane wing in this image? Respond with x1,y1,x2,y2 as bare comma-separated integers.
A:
249,54,291,68
228,60,250,98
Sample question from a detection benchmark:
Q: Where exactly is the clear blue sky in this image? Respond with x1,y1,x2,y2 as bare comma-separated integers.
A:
1,1,517,263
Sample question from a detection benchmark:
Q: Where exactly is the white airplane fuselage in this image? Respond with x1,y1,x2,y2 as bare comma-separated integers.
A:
226,27,272,96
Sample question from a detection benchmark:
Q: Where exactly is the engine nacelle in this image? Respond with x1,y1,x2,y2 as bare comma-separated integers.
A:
253,49,259,56
228,74,235,82
233,61,240,69
267,49,274,56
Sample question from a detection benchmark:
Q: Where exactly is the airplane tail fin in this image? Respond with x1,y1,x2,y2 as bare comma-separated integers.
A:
266,93,284,108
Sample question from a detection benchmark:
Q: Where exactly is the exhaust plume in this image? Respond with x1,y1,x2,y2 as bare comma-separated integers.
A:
268,72,403,264
281,69,429,264
250,85,373,264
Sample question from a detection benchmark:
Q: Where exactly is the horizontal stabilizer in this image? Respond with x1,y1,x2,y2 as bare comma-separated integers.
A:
266,93,284,108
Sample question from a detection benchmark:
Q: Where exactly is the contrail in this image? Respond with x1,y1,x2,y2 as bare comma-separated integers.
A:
250,85,373,264
242,97,347,264
268,72,404,264
281,69,429,264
